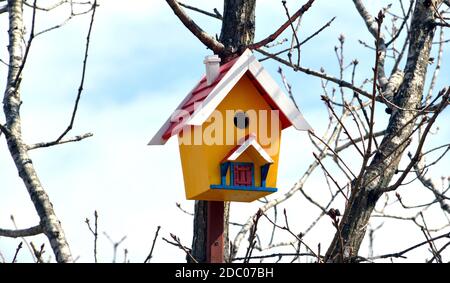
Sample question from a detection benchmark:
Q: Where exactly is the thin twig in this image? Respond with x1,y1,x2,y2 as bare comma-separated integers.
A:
244,210,262,263
55,1,97,143
281,0,301,66
261,212,321,262
85,210,98,263
353,11,384,194
260,17,336,62
144,226,161,263
248,0,316,50
322,96,364,157
163,233,198,263
24,0,92,12
313,153,349,201
256,48,376,101
178,2,222,20
420,215,442,262
385,0,413,47
165,0,225,54
175,202,194,216
11,242,23,263
103,232,127,263
30,242,45,263
13,0,37,89
309,130,357,179
278,67,299,108
233,252,317,261
369,231,450,260
27,133,93,150
9,216,36,261
327,209,345,262
384,88,450,192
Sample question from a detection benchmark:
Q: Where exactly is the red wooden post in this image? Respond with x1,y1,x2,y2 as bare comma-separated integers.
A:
206,201,224,263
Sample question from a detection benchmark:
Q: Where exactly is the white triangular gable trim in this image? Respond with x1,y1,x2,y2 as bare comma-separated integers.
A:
187,49,312,131
148,49,312,145
227,135,274,164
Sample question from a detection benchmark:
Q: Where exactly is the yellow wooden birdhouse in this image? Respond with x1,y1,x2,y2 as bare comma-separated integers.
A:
149,49,311,202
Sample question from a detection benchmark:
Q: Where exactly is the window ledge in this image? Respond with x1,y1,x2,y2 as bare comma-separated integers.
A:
210,185,277,193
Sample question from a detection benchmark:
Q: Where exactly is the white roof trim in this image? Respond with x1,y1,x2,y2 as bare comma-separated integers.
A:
227,135,274,164
187,49,312,131
148,49,312,145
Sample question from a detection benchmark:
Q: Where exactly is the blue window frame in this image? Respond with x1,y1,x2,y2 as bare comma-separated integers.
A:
260,164,270,188
220,162,230,185
211,162,276,193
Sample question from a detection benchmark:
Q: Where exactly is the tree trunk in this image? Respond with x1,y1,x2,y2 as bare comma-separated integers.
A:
325,0,441,262
220,0,256,53
3,0,73,263
189,0,256,263
189,201,207,262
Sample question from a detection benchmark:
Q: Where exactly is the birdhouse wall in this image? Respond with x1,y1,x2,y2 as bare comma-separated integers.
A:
178,74,282,202
178,126,211,199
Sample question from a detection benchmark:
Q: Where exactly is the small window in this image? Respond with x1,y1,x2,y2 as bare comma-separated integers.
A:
233,164,253,186
233,112,249,129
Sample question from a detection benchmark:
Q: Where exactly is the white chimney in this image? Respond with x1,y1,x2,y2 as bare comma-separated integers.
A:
203,55,221,86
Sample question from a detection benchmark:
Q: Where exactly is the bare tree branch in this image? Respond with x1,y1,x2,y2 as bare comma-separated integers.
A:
30,242,45,263
435,21,450,27
12,0,37,89
256,48,376,101
260,17,336,62
352,0,388,88
426,26,445,101
0,225,43,238
352,11,385,199
178,2,222,20
27,132,93,150
414,160,450,214
233,252,317,261
103,232,127,263
144,226,161,263
326,2,444,261
231,120,349,258
54,0,97,143
384,88,450,192
368,231,450,261
165,0,225,55
163,233,198,263
335,130,386,152
85,211,98,263
261,211,321,262
24,0,92,12
281,0,301,66
0,123,10,137
11,242,23,263
385,0,414,47
248,0,316,50
313,153,349,201
3,0,73,263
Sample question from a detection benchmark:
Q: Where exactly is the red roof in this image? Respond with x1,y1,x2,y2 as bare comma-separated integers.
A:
162,58,238,140
149,49,312,146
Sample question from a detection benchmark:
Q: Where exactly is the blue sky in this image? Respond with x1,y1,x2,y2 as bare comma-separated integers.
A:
0,0,449,263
